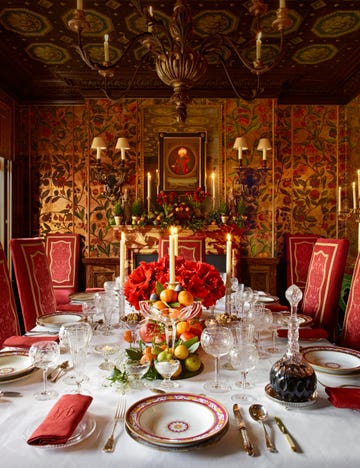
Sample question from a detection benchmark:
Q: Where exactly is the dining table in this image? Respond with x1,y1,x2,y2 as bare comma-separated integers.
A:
1,302,359,468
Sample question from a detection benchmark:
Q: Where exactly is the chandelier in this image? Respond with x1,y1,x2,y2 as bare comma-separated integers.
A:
68,0,292,123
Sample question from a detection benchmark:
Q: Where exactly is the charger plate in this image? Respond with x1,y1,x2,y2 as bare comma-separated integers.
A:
36,313,84,330
0,351,35,382
24,414,96,449
302,346,360,374
125,393,228,448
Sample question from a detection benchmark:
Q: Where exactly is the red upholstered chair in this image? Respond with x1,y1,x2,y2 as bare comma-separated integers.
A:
285,234,318,293
45,233,81,304
158,235,206,262
339,253,360,350
0,242,21,347
301,238,349,341
10,238,81,332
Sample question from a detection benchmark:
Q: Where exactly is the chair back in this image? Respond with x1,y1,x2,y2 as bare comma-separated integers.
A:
10,238,57,332
158,235,206,262
340,253,360,350
0,242,21,346
302,238,349,340
285,234,318,292
45,233,81,304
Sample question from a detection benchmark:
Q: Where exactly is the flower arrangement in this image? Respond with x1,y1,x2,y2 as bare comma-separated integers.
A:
124,256,226,310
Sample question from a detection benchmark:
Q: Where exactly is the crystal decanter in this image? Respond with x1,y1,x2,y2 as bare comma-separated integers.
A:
269,284,317,402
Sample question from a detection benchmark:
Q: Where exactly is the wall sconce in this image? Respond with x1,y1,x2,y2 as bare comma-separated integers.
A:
234,136,271,203
91,136,130,201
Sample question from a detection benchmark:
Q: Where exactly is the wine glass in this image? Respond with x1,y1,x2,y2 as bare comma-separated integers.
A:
230,343,259,403
154,359,181,389
82,300,96,329
94,343,121,370
201,325,234,393
65,322,93,394
29,341,60,400
267,312,285,353
95,291,116,335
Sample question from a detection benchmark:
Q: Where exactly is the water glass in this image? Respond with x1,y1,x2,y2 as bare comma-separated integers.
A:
65,322,93,393
230,343,259,403
29,341,60,400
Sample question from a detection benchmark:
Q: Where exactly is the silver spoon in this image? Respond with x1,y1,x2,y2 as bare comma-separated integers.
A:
249,404,277,453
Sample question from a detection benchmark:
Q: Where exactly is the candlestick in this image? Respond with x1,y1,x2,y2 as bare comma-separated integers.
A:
77,0,83,10
338,186,341,212
147,172,151,214
352,181,357,210
169,230,175,285
226,234,232,277
256,33,262,61
280,0,286,8
119,232,126,287
104,34,109,62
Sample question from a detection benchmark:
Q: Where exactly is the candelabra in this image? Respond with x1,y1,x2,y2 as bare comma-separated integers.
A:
91,137,130,202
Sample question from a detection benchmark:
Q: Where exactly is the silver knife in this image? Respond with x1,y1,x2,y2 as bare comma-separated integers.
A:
274,416,297,452
0,391,22,398
233,403,255,456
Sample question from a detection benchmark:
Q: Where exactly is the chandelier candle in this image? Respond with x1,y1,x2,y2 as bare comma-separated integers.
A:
104,35,109,62
119,232,126,287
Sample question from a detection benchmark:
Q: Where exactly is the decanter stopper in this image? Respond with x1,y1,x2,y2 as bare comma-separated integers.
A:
269,284,317,402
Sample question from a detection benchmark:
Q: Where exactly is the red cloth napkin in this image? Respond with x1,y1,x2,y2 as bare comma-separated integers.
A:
266,303,290,312
325,387,360,409
85,288,104,293
277,328,328,340
27,394,93,445
2,335,59,349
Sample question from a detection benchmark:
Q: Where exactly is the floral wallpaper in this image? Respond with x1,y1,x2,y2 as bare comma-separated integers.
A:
28,95,360,267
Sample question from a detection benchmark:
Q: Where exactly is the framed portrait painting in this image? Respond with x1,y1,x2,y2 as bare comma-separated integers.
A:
159,132,206,192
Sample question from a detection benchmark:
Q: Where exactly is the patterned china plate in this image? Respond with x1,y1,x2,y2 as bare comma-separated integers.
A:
257,295,279,303
125,393,228,447
302,346,360,374
0,351,35,382
36,313,84,330
69,292,96,303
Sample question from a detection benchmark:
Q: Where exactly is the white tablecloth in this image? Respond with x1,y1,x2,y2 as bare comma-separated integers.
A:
1,323,359,468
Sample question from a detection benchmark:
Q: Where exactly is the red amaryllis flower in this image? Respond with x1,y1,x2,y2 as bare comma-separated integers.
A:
124,256,225,310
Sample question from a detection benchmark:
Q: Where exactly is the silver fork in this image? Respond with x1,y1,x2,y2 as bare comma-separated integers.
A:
102,398,126,452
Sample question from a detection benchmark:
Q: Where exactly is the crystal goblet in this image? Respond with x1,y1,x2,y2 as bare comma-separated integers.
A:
29,341,60,401
154,359,181,389
95,343,120,370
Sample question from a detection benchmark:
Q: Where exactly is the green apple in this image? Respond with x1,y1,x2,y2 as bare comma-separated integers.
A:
157,350,173,362
184,354,202,372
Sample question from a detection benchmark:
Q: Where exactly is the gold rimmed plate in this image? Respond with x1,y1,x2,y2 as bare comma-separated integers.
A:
257,295,279,303
0,350,35,382
69,292,96,303
302,346,360,375
125,393,228,448
36,313,84,330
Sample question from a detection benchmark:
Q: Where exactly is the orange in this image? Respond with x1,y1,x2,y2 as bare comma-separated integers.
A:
123,330,133,343
169,308,181,319
178,290,194,306
176,320,190,336
172,362,182,378
159,288,178,304
153,300,167,311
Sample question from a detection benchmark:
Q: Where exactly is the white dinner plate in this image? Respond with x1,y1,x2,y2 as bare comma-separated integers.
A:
0,351,35,382
125,393,228,447
69,292,96,303
258,295,279,303
24,414,96,448
302,346,360,374
36,313,84,330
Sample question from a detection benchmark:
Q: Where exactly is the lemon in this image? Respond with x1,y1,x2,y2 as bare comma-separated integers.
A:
174,344,189,360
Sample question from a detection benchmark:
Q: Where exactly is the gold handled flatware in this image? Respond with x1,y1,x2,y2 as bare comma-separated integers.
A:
103,398,127,453
249,404,278,453
47,361,69,382
233,404,255,456
274,417,297,452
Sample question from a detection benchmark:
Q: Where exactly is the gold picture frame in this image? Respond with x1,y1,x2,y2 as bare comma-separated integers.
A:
159,131,206,192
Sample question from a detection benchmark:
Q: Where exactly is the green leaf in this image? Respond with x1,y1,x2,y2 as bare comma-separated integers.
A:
125,348,142,360
156,281,165,295
183,336,199,348
188,342,200,353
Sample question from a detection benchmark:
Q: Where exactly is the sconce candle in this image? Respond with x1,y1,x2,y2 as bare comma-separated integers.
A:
156,169,159,195
338,186,342,212
280,0,286,8
211,171,216,210
119,232,126,287
352,182,357,210
226,234,232,278
104,34,110,62
147,172,151,214
77,0,83,9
